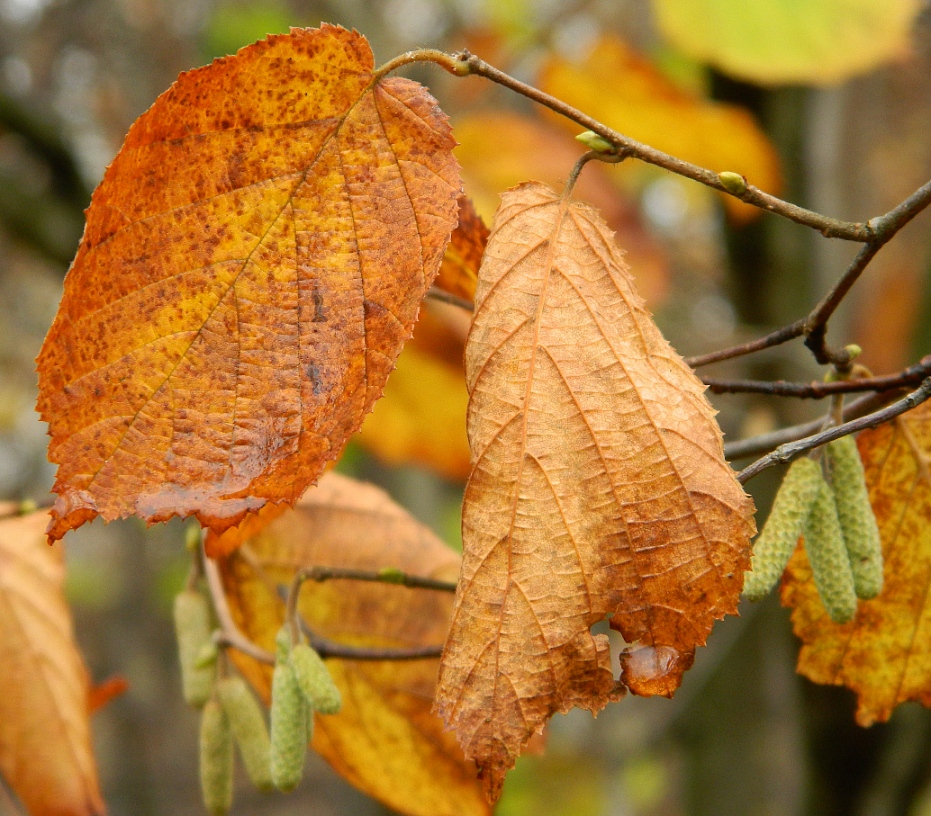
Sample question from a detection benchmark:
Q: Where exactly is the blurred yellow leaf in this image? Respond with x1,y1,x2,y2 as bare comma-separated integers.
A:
219,473,488,816
537,35,781,220
653,0,921,85
0,511,104,816
455,111,668,305
357,305,472,481
354,195,483,481
782,404,931,724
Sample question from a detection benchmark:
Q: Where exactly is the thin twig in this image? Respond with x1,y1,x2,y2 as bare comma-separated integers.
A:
299,616,444,662
685,320,806,369
202,554,276,665
452,51,885,241
869,179,931,239
205,555,448,663
426,287,474,312
803,243,884,366
736,378,931,483
297,565,457,593
724,391,899,461
285,584,447,660
705,356,931,398
689,183,931,370
388,48,931,372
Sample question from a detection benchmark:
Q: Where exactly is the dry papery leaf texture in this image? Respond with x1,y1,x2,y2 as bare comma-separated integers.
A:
436,181,755,800
0,510,104,816
36,25,460,541
783,404,931,724
219,472,489,816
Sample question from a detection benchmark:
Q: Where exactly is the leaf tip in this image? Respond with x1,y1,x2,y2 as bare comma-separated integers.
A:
619,644,695,698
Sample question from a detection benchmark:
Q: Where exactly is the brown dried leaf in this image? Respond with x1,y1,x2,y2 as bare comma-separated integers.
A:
36,25,460,541
0,511,105,815
218,472,489,816
435,182,755,799
782,405,931,724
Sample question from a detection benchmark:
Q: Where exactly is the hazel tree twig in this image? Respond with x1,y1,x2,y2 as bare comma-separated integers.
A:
203,553,276,665
444,51,931,242
296,565,457,593
204,550,454,665
286,572,448,660
427,287,474,312
705,356,931,398
688,181,931,369
736,377,931,483
296,615,444,662
724,390,899,461
396,48,931,374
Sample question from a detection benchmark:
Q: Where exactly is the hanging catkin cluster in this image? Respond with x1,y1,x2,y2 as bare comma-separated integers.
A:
743,434,884,623
173,579,343,815
269,625,344,792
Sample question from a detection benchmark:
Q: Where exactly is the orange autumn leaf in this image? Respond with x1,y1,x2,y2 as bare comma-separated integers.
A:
454,112,668,306
87,676,130,714
435,182,755,800
537,35,781,221
36,25,460,542
0,511,105,816
204,499,289,558
782,405,931,725
218,472,489,816
434,194,488,305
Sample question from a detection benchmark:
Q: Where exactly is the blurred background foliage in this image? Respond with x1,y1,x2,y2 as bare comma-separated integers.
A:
2,0,931,814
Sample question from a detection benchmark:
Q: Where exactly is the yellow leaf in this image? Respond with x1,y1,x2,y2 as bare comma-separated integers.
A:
353,196,483,481
356,305,472,481
0,511,105,816
782,405,931,724
654,0,922,85
436,182,755,800
537,35,781,220
36,25,460,541
218,472,489,816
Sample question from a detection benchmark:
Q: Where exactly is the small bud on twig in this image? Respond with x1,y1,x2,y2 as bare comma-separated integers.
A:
576,131,616,154
718,171,747,195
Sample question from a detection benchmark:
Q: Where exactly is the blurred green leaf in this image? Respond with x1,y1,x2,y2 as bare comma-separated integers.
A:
201,1,293,60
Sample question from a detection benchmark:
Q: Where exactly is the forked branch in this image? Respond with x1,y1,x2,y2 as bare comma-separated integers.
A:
393,47,931,378
203,554,450,665
737,378,931,483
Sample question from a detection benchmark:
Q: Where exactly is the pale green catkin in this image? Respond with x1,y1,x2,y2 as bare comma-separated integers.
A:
743,457,822,601
216,676,273,792
804,479,858,624
825,435,883,600
173,589,216,708
200,698,234,816
290,643,342,715
270,656,308,792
